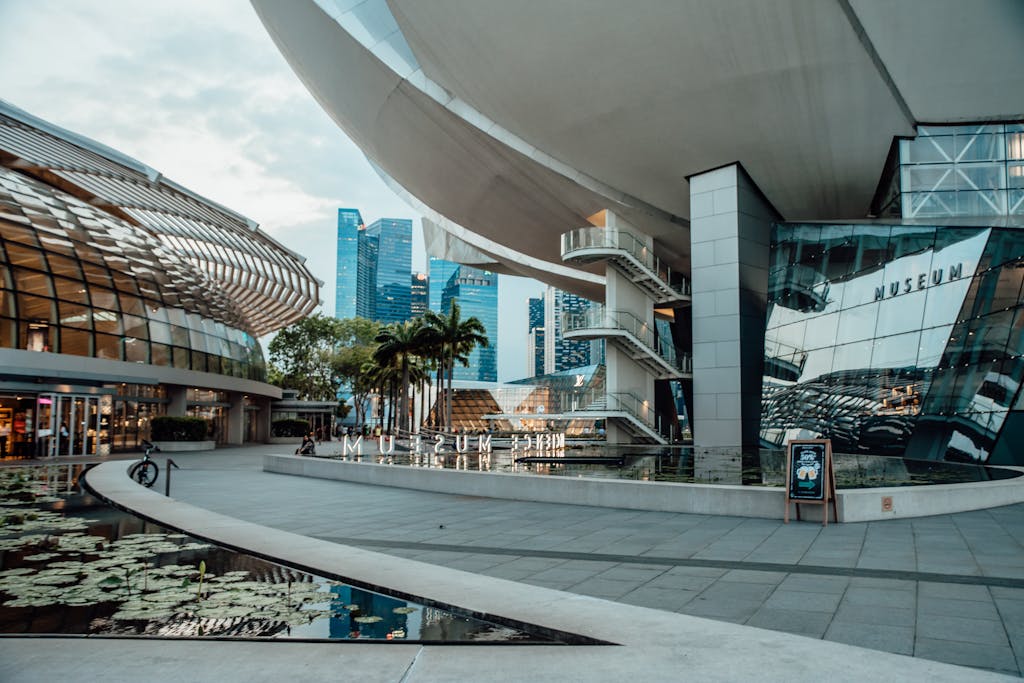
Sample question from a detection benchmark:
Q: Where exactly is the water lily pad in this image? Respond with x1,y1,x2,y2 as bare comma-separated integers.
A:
392,607,416,614
354,615,383,624
22,552,60,561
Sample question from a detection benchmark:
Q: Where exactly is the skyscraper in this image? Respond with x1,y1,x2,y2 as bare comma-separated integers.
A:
428,257,461,313
527,296,545,377
349,217,413,324
334,208,363,320
442,266,498,382
355,226,378,321
543,286,598,374
410,272,428,317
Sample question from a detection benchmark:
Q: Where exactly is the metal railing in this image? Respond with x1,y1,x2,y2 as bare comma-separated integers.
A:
561,226,690,296
562,306,692,375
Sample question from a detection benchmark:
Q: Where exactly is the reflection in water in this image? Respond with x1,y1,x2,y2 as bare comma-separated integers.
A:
324,445,1019,489
0,465,551,642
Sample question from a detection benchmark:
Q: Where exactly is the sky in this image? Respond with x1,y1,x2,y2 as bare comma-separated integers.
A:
0,0,545,381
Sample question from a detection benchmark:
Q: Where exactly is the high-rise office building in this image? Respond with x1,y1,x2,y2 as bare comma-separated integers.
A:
364,218,413,324
334,208,363,320
442,266,497,382
410,272,428,317
355,227,378,321
543,286,597,374
428,257,461,313
348,219,411,325
527,297,545,377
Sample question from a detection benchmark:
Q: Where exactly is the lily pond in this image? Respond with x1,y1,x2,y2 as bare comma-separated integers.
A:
0,464,552,642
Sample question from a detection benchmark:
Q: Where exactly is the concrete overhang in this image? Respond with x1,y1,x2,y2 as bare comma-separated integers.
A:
252,0,687,285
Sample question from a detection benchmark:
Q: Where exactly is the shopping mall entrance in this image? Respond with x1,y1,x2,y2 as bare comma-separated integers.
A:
0,390,113,459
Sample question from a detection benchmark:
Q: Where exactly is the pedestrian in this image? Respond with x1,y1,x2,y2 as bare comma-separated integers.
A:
296,433,315,455
315,426,322,444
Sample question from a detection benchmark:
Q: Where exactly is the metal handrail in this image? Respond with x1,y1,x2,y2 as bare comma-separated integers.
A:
562,306,692,374
561,226,690,296
607,392,656,427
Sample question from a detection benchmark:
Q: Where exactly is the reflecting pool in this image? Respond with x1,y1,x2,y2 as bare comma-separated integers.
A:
317,445,1021,488
0,464,556,642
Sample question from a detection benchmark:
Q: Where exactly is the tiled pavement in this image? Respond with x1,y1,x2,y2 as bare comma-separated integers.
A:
113,447,1024,676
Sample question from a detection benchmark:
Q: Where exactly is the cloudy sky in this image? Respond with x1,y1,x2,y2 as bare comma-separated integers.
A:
0,0,543,381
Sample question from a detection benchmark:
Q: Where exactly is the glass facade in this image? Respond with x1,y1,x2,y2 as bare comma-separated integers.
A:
351,217,415,324
762,222,1024,465
410,272,428,317
528,296,545,377
428,257,460,313
0,168,268,380
900,124,1024,218
442,266,497,382
335,208,363,320
544,286,597,374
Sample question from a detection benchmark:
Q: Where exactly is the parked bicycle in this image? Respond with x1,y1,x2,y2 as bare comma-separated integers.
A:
129,440,161,487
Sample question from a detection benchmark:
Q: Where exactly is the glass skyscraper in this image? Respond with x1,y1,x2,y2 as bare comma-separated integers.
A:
411,272,428,317
334,208,363,320
363,218,413,324
428,257,461,313
544,286,597,374
442,266,498,382
528,296,545,377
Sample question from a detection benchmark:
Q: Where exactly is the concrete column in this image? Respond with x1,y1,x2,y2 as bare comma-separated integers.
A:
226,392,245,445
689,164,778,481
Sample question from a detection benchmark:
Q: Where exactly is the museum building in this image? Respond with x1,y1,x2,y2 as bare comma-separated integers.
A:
0,101,320,457
253,0,1024,465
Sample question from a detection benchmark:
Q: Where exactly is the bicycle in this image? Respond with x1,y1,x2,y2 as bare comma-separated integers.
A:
129,440,161,487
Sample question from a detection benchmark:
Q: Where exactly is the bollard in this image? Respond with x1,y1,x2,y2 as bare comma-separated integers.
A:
164,458,180,496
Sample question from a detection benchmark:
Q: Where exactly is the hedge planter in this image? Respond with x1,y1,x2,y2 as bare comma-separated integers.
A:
268,436,305,445
151,440,216,452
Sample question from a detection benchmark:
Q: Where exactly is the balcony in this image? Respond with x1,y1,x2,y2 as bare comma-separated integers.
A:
561,227,690,305
562,306,692,380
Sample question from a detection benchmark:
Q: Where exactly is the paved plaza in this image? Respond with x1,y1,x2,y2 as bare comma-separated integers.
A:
3,444,1024,680
117,444,1024,677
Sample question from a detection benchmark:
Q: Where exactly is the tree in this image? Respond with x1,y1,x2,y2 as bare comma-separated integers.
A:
267,314,346,400
374,319,434,434
332,317,382,427
422,301,489,430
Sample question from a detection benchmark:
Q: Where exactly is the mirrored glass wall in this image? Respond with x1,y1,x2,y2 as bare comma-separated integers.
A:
763,223,1024,465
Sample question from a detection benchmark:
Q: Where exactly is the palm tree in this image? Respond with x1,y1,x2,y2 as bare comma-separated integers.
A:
374,319,436,435
359,359,397,434
423,301,489,430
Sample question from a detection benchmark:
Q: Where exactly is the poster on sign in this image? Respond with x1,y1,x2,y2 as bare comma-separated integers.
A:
784,439,836,526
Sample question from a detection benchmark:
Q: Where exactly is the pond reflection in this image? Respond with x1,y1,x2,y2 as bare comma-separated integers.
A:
0,465,552,642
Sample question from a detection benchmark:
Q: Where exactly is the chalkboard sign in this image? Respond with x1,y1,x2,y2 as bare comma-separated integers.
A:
784,439,836,526
788,441,826,500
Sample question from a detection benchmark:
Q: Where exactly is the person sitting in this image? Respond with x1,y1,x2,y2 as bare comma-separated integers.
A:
296,433,315,455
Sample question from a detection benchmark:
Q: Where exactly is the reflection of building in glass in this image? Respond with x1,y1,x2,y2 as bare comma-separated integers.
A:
441,266,497,382
428,257,460,313
762,221,1024,464
0,101,319,456
364,218,413,324
334,208,363,320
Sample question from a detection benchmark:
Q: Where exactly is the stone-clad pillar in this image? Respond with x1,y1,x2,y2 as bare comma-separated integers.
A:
689,164,778,481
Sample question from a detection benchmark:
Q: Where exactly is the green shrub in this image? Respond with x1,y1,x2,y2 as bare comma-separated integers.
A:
152,416,209,442
272,419,310,438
